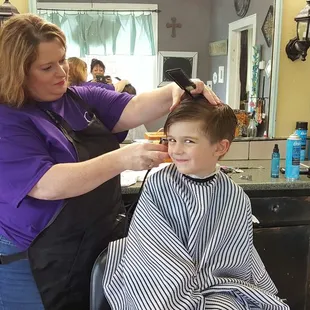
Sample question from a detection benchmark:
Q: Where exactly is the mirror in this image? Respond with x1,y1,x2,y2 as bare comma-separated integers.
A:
34,0,283,138
207,0,281,138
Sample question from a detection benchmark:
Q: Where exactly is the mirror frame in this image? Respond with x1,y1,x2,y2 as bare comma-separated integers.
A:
225,0,282,138
226,14,257,110
268,0,283,137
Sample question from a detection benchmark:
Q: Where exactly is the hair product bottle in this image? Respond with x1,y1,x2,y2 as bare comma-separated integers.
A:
271,144,280,178
295,121,308,161
285,133,301,181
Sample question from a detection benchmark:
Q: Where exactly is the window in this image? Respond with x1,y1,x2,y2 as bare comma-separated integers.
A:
37,3,158,92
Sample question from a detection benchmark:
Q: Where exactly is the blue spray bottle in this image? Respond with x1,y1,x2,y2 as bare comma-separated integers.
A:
271,144,280,178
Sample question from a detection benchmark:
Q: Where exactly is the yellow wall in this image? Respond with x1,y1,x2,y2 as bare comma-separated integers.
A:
11,0,28,14
276,0,310,136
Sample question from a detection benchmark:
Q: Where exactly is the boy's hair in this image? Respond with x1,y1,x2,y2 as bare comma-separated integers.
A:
122,84,136,95
67,57,87,86
164,95,237,144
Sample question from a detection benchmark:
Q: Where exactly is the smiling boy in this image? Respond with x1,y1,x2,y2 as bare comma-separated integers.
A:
103,96,289,310
164,95,234,177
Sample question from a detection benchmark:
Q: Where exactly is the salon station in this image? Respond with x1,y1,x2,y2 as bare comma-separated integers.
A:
1,0,310,309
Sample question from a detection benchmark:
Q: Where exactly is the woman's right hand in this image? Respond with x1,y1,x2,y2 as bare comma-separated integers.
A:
114,80,130,92
120,143,169,171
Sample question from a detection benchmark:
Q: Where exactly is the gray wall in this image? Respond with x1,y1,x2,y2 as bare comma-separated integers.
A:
208,0,274,104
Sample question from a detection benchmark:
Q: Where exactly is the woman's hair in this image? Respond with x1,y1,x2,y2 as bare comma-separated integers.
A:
68,57,87,86
0,14,66,108
90,58,105,73
164,95,237,144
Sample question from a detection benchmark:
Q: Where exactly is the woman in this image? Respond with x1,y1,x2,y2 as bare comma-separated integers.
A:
68,56,132,94
91,58,105,77
0,14,220,310
68,56,115,90
90,58,112,84
68,56,88,86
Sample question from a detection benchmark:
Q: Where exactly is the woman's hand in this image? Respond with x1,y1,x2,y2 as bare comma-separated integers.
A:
170,79,222,111
28,143,168,200
120,143,169,171
114,80,130,93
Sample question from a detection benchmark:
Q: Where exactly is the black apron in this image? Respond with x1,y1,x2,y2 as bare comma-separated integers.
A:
0,89,126,309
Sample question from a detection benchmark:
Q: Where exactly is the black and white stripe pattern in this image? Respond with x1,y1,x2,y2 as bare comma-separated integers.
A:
103,164,289,309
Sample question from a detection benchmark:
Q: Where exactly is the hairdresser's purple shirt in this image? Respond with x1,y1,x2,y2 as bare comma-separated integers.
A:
0,86,133,250
81,81,115,91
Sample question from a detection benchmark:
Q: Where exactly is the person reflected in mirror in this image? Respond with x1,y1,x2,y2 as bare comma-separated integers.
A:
68,57,115,91
68,57,132,93
90,58,112,84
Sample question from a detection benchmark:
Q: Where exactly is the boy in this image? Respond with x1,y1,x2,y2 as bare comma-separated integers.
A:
103,96,289,309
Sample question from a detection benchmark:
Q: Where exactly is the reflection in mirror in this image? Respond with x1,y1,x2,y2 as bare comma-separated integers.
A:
34,0,283,138
226,14,257,112
208,0,278,138
239,29,250,109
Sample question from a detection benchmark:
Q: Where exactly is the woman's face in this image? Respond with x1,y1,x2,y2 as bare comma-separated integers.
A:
91,64,105,78
27,39,69,102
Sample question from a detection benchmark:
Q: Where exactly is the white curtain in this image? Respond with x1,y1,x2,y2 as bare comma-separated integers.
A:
38,10,155,58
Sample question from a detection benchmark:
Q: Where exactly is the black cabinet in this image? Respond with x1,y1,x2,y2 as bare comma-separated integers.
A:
250,191,310,310
254,226,309,310
251,196,310,227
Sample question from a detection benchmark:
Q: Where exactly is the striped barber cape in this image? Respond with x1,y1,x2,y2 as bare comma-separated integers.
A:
103,164,289,310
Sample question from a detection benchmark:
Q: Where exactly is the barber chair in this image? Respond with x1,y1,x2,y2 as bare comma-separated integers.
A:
90,248,111,310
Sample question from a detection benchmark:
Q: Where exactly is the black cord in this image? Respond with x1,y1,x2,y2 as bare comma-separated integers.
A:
126,168,151,216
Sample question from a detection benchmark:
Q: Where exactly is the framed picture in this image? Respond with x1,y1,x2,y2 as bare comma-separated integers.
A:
261,5,274,48
157,51,198,87
209,40,228,56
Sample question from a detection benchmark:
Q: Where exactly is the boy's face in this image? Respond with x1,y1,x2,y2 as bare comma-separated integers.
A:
166,121,228,177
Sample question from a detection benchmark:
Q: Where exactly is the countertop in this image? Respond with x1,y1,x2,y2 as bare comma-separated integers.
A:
121,160,310,194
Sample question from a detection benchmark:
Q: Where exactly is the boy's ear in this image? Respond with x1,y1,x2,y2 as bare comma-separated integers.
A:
214,139,230,157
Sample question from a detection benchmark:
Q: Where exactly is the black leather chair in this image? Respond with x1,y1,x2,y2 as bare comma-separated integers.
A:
90,248,111,310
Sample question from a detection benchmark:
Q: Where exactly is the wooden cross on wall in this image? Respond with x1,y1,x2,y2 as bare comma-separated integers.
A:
166,17,182,38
